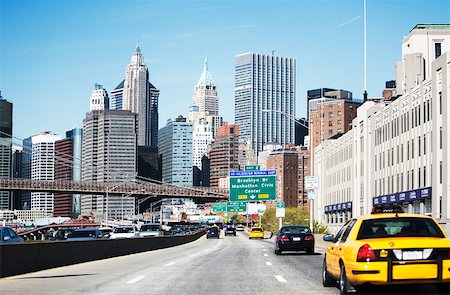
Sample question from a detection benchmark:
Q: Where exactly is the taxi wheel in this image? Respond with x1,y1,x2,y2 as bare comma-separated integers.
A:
339,264,350,295
322,258,335,287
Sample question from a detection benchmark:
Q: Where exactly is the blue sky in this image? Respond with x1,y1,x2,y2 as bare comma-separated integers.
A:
1,0,449,141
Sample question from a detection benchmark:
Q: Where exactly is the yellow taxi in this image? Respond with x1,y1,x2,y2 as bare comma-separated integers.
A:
249,227,264,239
322,205,450,294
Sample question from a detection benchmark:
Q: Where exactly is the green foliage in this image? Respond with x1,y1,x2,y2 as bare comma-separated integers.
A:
261,207,310,233
313,220,330,234
232,214,247,224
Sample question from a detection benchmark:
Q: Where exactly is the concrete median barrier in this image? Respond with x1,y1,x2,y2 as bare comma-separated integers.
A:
0,231,205,278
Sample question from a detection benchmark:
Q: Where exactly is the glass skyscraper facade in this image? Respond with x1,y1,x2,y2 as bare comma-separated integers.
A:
235,53,296,153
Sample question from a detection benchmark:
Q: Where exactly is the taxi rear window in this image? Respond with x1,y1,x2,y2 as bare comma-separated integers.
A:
252,228,262,232
357,217,445,239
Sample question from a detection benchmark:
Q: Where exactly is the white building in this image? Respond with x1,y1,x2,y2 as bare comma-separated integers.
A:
192,120,213,169
122,46,149,146
193,57,218,115
159,116,193,186
89,83,109,111
235,52,296,153
314,24,450,234
28,132,61,215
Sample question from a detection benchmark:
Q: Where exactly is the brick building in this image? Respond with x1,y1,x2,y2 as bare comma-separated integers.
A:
266,149,298,207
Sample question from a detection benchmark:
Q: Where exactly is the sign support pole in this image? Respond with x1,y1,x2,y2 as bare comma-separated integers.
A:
279,217,282,230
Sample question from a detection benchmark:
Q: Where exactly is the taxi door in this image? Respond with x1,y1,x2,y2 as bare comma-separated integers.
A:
334,219,357,267
327,221,350,277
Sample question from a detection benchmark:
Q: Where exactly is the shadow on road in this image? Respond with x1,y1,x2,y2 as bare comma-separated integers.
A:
13,273,97,280
277,252,322,256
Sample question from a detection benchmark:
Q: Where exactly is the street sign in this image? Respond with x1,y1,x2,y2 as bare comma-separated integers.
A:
244,165,260,171
305,176,320,190
227,201,246,213
276,202,285,208
308,191,315,200
211,203,227,213
276,208,285,218
229,170,277,202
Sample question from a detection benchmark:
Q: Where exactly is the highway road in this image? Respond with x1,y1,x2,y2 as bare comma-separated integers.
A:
0,231,444,294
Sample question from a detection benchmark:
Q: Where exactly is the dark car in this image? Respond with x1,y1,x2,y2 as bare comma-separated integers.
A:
0,226,24,244
274,225,314,255
225,226,236,236
206,226,220,239
66,228,104,241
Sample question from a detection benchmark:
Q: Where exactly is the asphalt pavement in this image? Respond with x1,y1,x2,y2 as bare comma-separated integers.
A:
0,230,444,295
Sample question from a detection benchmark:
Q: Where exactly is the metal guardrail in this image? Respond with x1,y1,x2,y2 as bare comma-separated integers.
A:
0,178,228,199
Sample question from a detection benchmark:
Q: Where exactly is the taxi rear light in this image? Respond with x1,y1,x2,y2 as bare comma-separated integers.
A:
357,244,377,262
279,235,289,242
304,235,314,241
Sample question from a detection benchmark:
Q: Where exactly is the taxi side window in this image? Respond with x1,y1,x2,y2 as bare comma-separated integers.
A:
333,221,350,243
340,219,357,243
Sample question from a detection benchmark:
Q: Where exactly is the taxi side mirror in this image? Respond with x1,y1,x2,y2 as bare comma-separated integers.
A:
323,234,334,242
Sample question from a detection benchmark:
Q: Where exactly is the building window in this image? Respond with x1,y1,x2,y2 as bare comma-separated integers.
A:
418,137,421,156
440,161,443,184
328,129,333,135
439,91,442,115
435,42,442,59
329,112,333,118
328,121,333,127
440,127,442,149
423,166,426,186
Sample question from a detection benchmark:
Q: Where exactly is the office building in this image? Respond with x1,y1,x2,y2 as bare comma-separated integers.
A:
11,148,22,209
122,46,159,147
296,146,310,207
266,149,299,208
193,57,218,115
0,94,12,209
25,132,61,215
314,24,450,234
89,83,109,111
110,80,124,110
209,123,239,187
235,52,296,153
54,128,82,217
295,118,309,146
158,116,193,186
137,145,161,181
81,110,137,220
192,119,213,169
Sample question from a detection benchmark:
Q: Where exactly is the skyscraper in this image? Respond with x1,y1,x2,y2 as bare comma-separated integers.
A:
54,128,82,217
192,119,213,169
110,80,124,110
122,46,159,147
89,83,109,111
0,93,12,209
27,132,61,215
235,53,296,153
193,57,218,115
81,110,137,220
158,116,193,186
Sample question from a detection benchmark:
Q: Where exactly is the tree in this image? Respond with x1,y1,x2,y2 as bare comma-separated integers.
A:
261,207,310,233
232,214,246,224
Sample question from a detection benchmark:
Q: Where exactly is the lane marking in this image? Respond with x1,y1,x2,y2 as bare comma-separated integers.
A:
264,254,268,257
274,275,287,283
127,275,145,284
164,262,176,266
262,249,267,252
189,254,197,258
266,261,272,266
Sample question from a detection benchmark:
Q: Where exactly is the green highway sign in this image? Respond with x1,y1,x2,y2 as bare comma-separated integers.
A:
276,202,285,208
227,201,246,213
229,170,276,202
244,165,260,171
211,203,227,213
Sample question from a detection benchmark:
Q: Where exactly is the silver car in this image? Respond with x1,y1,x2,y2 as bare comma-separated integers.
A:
139,224,162,237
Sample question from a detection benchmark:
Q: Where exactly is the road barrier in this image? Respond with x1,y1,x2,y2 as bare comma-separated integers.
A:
0,231,205,278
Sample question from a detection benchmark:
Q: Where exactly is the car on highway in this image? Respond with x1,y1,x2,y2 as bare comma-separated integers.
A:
236,224,245,231
139,224,162,237
225,226,236,236
249,227,264,239
51,228,76,240
109,225,139,239
66,228,104,241
98,227,113,238
274,225,314,255
206,226,220,239
0,226,24,244
322,205,450,295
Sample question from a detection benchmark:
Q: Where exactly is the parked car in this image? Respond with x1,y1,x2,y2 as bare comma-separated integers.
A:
274,225,314,255
139,224,162,237
206,226,220,239
66,228,104,241
0,226,24,244
109,225,139,239
225,226,236,236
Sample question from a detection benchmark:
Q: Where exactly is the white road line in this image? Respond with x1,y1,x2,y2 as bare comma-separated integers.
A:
189,254,197,258
127,275,145,284
274,275,287,283
262,249,267,251
164,262,175,266
266,261,272,266
264,254,269,257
